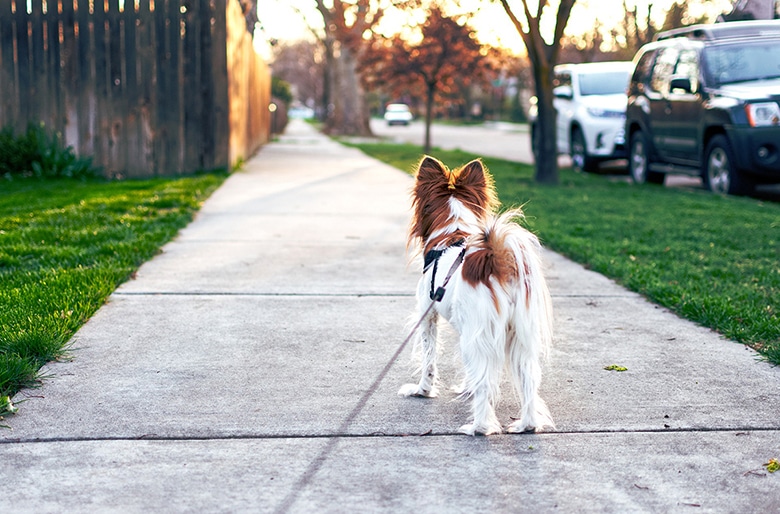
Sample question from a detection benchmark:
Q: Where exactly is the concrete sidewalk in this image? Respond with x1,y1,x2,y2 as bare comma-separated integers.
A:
3,119,779,512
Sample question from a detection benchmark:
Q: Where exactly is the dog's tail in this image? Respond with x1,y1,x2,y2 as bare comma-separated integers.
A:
462,209,553,356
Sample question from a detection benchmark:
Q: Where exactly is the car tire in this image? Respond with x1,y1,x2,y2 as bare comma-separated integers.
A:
703,135,753,196
629,131,664,185
571,128,598,173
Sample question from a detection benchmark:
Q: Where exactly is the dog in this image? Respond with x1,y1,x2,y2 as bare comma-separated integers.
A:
399,156,554,435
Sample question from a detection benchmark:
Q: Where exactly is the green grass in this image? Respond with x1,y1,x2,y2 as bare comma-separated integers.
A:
0,175,226,414
345,141,780,365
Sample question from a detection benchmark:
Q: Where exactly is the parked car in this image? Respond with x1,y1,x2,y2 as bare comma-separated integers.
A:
383,103,413,126
625,20,780,195
530,61,634,172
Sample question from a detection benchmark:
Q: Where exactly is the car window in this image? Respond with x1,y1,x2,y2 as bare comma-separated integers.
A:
578,71,630,95
673,49,699,93
649,46,679,96
632,49,656,88
702,41,780,87
554,71,572,89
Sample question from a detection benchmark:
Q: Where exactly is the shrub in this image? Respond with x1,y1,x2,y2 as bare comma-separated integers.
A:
0,124,97,179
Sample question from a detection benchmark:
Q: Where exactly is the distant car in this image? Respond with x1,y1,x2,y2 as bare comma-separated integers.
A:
383,103,413,126
625,20,780,195
288,105,315,119
530,61,634,172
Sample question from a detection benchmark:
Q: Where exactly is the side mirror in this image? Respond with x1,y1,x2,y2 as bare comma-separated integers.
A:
553,85,574,100
670,76,693,94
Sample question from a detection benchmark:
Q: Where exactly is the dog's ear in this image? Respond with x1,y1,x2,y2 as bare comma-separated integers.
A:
457,159,488,189
416,156,448,183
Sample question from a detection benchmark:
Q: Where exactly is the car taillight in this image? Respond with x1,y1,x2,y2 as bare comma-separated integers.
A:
745,103,780,127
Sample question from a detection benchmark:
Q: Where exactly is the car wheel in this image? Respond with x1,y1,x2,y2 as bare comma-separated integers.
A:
571,129,597,173
629,131,664,185
703,135,753,196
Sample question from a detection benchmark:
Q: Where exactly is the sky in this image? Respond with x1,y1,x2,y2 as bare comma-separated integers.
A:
256,0,735,58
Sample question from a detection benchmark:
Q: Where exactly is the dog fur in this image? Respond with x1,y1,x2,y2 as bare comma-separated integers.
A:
399,156,554,435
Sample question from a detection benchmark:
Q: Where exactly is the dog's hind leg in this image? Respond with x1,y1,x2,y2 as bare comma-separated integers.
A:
457,329,504,436
398,310,439,398
506,336,554,433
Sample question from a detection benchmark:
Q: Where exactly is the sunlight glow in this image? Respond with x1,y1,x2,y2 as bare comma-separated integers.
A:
260,0,735,56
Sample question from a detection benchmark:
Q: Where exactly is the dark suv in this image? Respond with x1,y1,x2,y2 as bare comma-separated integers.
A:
625,20,780,195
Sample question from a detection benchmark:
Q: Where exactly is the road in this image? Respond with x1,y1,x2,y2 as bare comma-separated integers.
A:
370,118,540,165
369,119,780,200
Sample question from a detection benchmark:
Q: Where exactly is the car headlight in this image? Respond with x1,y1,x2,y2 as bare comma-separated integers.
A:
746,102,780,127
586,107,624,119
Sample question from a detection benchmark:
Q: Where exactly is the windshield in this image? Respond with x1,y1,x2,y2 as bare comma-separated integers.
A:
578,71,630,96
703,40,780,87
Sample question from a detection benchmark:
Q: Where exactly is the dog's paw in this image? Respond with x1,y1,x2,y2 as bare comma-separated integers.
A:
506,421,536,433
458,422,503,436
397,383,437,398
507,417,555,434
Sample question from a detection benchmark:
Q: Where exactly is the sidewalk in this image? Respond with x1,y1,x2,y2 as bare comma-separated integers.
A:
2,119,779,512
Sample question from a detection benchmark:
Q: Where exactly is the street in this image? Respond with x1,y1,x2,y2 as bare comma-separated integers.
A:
370,118,539,165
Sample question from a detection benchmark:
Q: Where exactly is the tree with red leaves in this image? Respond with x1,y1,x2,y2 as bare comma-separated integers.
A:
364,6,499,153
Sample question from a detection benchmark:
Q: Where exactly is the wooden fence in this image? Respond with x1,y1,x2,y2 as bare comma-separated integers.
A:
0,0,270,178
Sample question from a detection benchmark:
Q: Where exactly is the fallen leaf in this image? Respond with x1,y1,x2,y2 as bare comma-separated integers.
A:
604,364,627,372
0,396,17,415
764,458,779,473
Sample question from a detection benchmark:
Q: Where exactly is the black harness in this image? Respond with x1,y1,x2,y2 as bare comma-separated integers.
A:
423,239,466,301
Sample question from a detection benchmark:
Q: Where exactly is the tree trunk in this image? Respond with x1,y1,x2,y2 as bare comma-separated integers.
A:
424,83,435,154
533,65,559,185
321,37,334,123
324,42,373,137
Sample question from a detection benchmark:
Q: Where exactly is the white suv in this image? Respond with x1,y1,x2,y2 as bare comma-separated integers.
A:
531,61,634,172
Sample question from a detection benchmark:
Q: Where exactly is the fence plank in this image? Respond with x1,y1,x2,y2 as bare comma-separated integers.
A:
136,0,156,176
46,0,64,136
210,0,230,169
105,0,124,176
0,2,18,127
29,0,47,128
13,0,31,132
181,0,202,171
122,0,144,177
60,0,80,146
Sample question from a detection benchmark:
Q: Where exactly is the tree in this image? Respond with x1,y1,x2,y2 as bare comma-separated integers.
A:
497,0,576,185
608,1,723,59
364,6,499,153
310,0,420,136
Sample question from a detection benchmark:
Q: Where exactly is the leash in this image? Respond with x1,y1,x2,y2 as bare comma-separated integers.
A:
274,247,466,513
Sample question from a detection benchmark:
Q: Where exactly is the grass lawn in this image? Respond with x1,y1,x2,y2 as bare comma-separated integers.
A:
345,141,780,366
0,175,226,415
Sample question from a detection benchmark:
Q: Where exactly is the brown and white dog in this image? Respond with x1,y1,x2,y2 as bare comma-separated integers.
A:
399,156,554,435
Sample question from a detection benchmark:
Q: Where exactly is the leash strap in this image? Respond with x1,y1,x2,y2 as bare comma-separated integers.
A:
424,239,465,301
430,246,466,302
